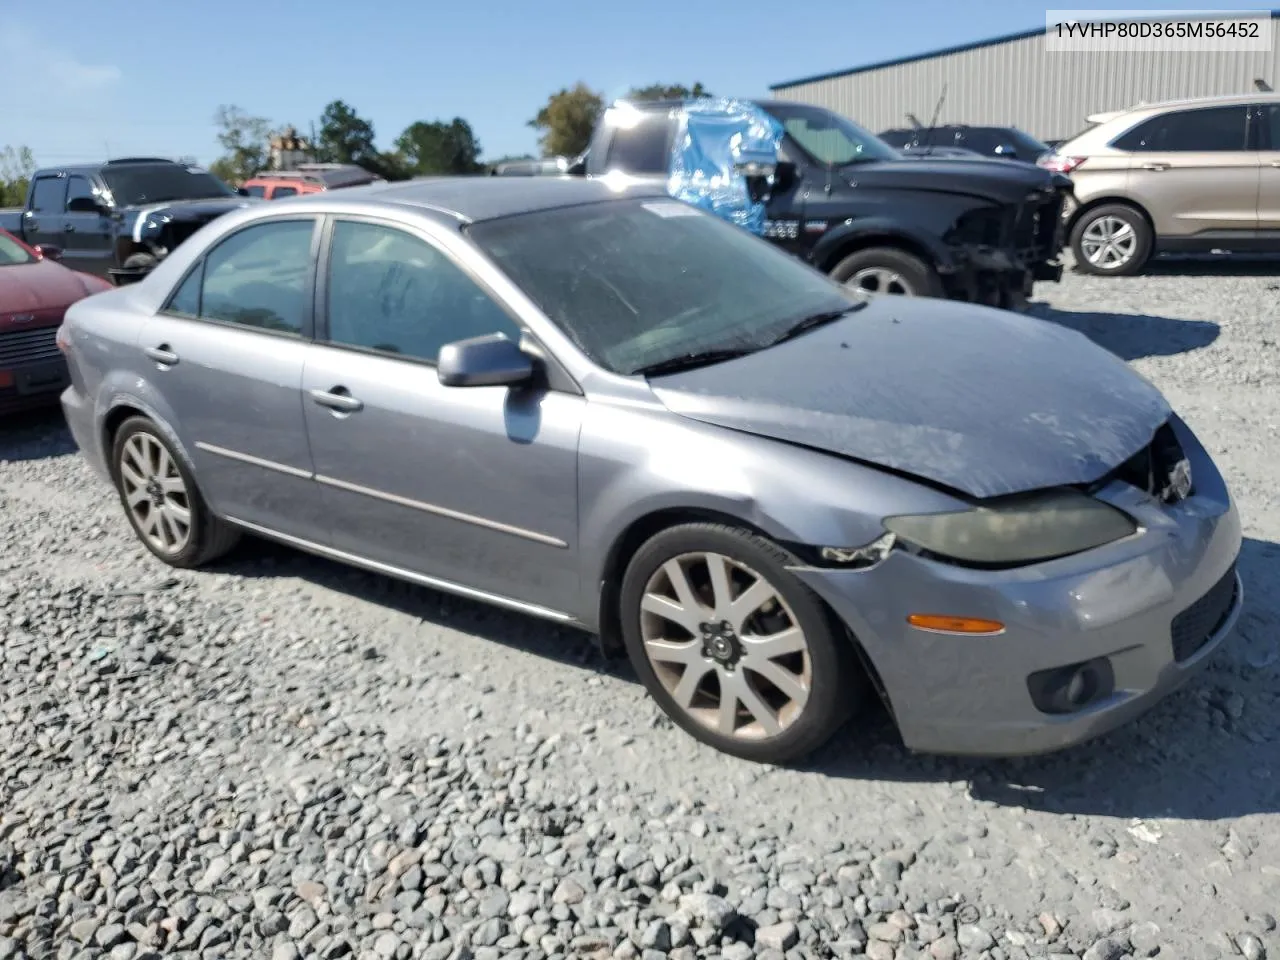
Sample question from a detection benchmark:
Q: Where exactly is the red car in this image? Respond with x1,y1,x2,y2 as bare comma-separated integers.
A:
0,230,111,414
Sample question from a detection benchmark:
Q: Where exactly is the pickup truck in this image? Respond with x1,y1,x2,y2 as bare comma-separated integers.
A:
0,157,257,286
563,98,1072,307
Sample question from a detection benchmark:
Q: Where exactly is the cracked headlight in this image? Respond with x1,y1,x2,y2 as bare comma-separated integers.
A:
884,488,1137,566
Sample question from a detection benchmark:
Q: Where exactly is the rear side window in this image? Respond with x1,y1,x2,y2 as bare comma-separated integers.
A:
243,184,266,198
198,219,316,335
30,177,67,213
604,117,673,175
1113,105,1249,152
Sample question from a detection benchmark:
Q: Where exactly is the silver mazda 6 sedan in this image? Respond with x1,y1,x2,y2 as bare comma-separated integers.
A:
57,176,1242,764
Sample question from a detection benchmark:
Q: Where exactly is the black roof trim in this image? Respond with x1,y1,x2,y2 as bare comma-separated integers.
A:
769,10,1280,90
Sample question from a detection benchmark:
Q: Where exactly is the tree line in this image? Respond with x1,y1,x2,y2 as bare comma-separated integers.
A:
0,81,711,203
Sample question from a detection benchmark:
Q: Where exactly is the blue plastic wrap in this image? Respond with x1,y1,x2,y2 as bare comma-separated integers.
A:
666,97,784,236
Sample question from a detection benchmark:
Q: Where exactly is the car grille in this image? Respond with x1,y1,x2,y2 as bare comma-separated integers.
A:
0,326,60,367
1171,564,1238,662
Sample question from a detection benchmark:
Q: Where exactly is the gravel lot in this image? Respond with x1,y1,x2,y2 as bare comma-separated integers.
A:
1,262,1278,960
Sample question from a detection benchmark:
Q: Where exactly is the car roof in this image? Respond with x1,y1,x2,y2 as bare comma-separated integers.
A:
1108,90,1280,118
311,175,670,223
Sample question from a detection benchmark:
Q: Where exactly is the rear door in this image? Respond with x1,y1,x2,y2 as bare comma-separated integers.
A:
136,215,327,539
22,174,66,250
1114,104,1258,240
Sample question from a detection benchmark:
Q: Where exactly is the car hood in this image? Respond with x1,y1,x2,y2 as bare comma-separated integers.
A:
120,196,260,220
0,259,92,319
648,297,1171,499
842,157,1067,204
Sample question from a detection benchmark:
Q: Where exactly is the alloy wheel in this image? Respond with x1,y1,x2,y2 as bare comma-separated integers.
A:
1080,215,1137,269
850,266,915,296
119,432,192,555
639,552,812,740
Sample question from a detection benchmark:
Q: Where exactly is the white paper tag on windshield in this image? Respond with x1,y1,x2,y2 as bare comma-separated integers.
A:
642,201,700,218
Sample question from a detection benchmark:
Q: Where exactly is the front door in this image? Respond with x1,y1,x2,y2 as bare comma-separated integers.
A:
301,216,583,616
1255,103,1280,233
1119,103,1259,241
61,174,115,276
135,216,327,540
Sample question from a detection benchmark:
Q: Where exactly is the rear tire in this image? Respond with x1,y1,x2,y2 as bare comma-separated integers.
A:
619,522,866,764
1069,204,1152,276
110,416,240,568
829,246,944,298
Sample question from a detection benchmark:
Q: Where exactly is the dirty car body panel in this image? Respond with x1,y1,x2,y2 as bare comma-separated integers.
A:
58,177,1240,758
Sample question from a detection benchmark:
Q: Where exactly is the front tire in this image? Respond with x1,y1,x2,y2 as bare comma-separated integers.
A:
1070,204,1152,276
110,416,240,568
619,523,866,763
829,246,944,298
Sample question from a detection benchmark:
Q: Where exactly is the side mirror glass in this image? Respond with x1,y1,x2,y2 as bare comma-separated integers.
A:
437,333,534,388
34,244,63,261
66,196,104,214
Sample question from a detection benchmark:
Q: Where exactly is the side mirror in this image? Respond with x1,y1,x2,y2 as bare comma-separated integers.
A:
437,333,534,388
66,196,105,215
772,160,798,190
33,244,63,261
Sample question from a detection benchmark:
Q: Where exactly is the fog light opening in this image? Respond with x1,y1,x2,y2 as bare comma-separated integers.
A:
1028,656,1116,715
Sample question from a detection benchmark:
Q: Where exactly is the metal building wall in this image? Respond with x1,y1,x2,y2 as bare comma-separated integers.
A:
770,21,1280,142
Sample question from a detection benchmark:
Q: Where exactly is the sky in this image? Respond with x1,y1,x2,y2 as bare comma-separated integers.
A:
3,0,1267,169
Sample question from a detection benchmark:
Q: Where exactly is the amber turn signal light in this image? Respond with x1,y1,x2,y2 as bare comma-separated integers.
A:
907,614,1005,635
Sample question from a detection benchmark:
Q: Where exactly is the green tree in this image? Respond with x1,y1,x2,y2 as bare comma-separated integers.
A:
394,118,484,175
626,82,713,101
211,105,272,184
528,83,603,158
0,145,36,206
316,99,378,167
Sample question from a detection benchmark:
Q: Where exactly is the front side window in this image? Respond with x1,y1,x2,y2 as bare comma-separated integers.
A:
198,219,315,334
467,197,860,376
30,177,67,213
272,186,298,199
65,176,96,209
325,220,522,362
1113,105,1249,152
243,184,266,198
1264,104,1280,150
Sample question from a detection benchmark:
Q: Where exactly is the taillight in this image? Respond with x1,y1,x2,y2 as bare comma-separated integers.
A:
56,323,71,355
1038,155,1087,175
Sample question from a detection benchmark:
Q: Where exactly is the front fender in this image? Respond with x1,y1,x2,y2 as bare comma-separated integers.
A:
575,396,968,627
811,217,954,272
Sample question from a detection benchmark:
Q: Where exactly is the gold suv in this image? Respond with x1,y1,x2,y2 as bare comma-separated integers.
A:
1041,93,1280,275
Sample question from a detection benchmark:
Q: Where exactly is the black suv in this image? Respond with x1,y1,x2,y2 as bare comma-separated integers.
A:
0,158,256,285
879,125,1053,165
575,99,1070,308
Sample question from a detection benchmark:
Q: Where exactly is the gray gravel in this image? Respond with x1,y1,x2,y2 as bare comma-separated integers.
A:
1,261,1278,959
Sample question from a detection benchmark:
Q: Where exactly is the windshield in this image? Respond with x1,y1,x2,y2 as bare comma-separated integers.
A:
467,197,861,376
100,164,235,205
0,232,35,266
760,102,900,166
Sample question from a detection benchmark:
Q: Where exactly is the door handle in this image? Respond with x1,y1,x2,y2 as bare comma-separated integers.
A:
1141,162,1169,171
144,345,179,365
65,224,76,233
309,387,363,412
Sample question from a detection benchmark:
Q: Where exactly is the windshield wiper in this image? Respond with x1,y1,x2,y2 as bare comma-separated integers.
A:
767,305,863,346
632,347,755,377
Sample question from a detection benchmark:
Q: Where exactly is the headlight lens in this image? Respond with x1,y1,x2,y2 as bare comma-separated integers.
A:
884,488,1137,566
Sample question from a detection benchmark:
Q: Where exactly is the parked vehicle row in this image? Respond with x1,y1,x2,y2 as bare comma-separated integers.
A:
241,163,384,200
567,97,1072,308
0,158,256,286
53,176,1242,764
